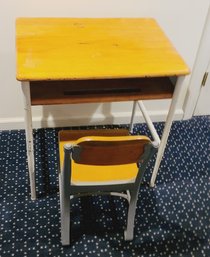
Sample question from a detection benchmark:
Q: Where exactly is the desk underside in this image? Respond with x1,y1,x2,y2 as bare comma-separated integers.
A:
30,77,174,105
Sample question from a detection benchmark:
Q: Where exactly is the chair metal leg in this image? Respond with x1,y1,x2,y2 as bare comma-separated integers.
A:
59,173,70,245
124,190,138,240
59,147,72,245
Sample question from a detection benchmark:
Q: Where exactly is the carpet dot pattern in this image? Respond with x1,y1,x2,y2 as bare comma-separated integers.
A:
0,116,209,256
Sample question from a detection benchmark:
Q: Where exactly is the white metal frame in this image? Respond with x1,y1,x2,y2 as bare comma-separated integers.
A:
129,76,185,187
21,81,36,200
22,75,186,199
129,100,161,148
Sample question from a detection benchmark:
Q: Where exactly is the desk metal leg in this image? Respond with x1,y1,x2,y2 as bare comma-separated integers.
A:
21,82,36,200
129,101,137,133
150,76,185,187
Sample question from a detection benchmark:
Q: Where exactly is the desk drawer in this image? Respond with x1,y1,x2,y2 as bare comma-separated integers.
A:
30,77,175,105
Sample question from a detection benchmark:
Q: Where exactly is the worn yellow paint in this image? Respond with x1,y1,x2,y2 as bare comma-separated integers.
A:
16,18,190,81
59,135,149,185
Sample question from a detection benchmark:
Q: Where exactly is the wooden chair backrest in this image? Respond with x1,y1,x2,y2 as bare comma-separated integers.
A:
72,136,151,166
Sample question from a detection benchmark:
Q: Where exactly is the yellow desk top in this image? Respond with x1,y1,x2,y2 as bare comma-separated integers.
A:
16,18,190,81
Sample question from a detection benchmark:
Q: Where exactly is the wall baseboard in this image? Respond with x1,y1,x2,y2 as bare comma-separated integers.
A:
0,109,184,131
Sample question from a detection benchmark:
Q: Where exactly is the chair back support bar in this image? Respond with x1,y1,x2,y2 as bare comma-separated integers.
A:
72,136,151,166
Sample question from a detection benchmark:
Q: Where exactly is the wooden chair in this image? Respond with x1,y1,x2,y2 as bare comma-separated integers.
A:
58,129,157,245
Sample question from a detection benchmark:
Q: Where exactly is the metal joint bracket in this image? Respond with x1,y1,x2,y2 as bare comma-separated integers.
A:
138,143,157,168
64,144,74,152
71,145,82,162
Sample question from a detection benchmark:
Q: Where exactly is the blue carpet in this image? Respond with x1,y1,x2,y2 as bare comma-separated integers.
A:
0,116,209,256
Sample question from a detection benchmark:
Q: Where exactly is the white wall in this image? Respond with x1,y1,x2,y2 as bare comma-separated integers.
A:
0,0,209,129
183,6,210,118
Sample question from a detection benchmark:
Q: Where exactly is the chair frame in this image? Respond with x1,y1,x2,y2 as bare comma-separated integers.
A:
59,138,157,245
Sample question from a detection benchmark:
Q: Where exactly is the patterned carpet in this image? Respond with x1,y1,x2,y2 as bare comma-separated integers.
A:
0,116,209,257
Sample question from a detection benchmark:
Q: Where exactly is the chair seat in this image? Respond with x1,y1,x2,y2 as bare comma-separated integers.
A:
59,140,138,185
